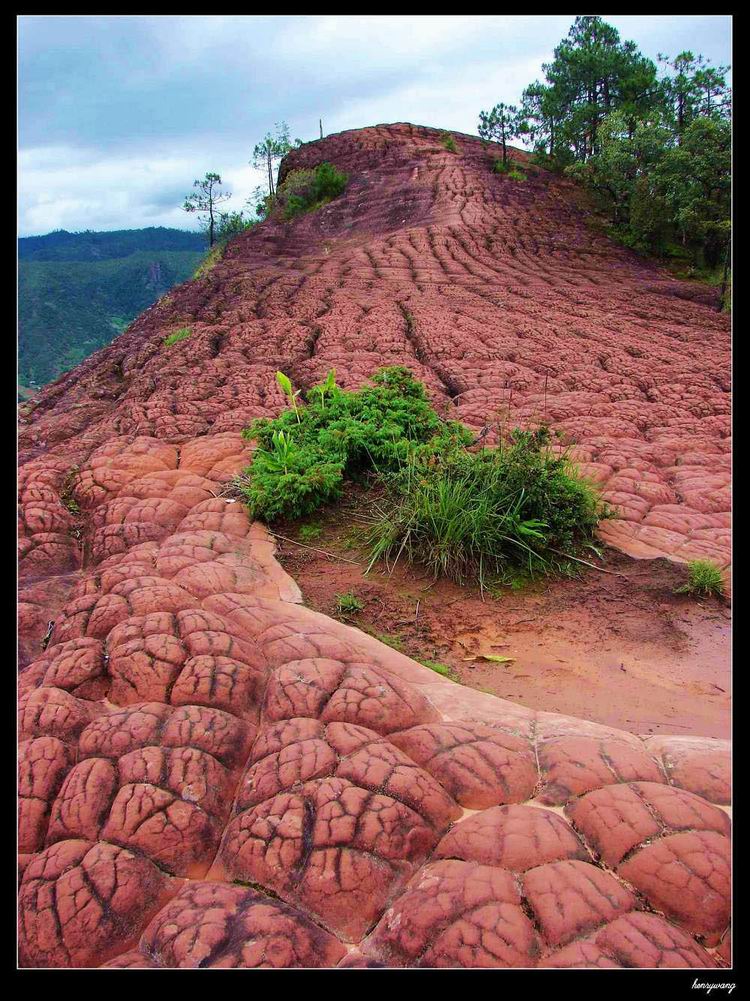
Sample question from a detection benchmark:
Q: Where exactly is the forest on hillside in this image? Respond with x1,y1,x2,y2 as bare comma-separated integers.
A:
18,227,206,391
478,15,731,291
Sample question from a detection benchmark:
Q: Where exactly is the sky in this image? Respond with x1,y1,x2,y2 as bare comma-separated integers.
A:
18,14,733,237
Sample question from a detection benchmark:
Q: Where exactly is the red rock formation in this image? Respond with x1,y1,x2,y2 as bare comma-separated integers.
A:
18,124,730,968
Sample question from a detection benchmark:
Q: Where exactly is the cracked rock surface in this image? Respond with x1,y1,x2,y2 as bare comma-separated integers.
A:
18,124,730,968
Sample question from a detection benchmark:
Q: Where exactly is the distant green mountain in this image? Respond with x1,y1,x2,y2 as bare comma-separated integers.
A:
18,227,207,390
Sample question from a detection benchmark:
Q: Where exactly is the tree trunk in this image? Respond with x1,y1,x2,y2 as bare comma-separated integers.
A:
718,236,731,312
267,150,274,197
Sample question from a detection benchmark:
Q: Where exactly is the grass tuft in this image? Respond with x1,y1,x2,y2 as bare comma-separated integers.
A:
439,132,459,154
298,522,323,542
239,366,609,590
163,326,191,347
675,560,725,599
368,631,405,652
420,660,458,680
336,591,364,615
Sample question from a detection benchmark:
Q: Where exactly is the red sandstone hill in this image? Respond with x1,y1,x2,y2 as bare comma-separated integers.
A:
17,124,730,969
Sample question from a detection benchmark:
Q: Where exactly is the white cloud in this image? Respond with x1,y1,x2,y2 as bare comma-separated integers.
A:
18,14,732,235
18,145,267,235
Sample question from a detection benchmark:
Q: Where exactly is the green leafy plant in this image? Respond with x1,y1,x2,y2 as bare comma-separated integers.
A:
276,162,349,221
312,368,337,410
365,426,608,592
675,560,725,598
276,371,302,423
163,326,191,347
493,160,526,181
439,132,459,153
239,368,609,589
240,366,466,522
336,591,364,615
420,660,458,680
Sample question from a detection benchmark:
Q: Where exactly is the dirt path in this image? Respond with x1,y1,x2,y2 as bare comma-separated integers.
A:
274,505,730,739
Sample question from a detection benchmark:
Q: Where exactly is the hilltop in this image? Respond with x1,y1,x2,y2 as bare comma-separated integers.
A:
17,124,730,969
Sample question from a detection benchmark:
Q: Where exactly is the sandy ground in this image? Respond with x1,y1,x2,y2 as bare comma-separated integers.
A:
273,496,730,740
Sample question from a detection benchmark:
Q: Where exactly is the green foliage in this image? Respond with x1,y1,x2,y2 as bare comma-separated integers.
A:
240,366,470,522
182,173,232,247
566,110,730,267
675,560,725,599
336,591,364,615
193,244,223,279
163,326,192,347
493,158,527,181
478,103,522,166
18,230,204,386
368,631,405,652
439,132,459,153
420,660,458,680
239,367,608,591
276,162,349,221
298,522,323,542
483,15,731,283
251,122,298,199
366,426,608,590
214,211,256,243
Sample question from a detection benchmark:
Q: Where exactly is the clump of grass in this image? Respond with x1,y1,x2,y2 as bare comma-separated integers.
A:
163,326,191,347
439,132,459,154
298,522,323,542
239,367,609,591
420,660,458,681
675,560,725,599
493,159,526,181
240,366,467,522
366,426,608,592
193,245,223,279
336,591,364,616
276,162,348,221
368,631,405,652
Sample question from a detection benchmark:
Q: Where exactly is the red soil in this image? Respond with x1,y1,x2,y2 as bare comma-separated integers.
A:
17,124,730,969
273,528,730,741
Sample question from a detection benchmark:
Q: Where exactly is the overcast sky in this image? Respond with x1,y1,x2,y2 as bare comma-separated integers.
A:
18,14,732,237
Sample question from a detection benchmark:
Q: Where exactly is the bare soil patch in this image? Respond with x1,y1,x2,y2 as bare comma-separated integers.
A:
272,487,730,739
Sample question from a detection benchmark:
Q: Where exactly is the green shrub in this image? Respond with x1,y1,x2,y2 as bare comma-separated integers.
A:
439,132,459,153
276,162,349,221
675,560,725,599
494,160,526,181
163,326,191,347
336,591,364,615
239,367,609,589
240,366,469,522
365,427,608,590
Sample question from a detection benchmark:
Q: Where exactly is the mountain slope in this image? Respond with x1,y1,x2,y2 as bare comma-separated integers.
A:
17,124,730,969
18,228,205,388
